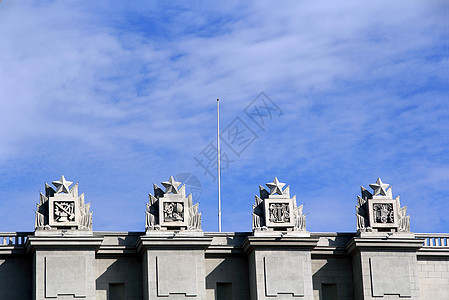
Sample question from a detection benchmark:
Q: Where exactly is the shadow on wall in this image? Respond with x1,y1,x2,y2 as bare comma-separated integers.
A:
312,257,355,300
206,257,250,300
96,256,143,300
0,257,33,299
117,234,141,246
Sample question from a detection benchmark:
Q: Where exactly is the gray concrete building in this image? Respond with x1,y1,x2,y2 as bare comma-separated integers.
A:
0,176,448,299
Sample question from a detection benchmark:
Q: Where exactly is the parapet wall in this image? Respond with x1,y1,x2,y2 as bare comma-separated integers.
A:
0,231,448,299
0,176,448,299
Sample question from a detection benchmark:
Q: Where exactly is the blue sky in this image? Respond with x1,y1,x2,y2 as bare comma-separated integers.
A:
0,1,447,233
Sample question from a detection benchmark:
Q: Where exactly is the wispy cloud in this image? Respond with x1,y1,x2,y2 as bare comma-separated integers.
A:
0,0,446,232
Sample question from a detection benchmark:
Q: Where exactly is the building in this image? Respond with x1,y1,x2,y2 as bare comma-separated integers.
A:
0,175,448,299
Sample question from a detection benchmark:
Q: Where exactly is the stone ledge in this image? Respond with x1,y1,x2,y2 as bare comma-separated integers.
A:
311,246,350,256
136,235,213,253
96,245,137,255
205,244,244,255
347,236,424,256
242,236,319,254
26,236,104,252
0,245,27,255
417,248,449,257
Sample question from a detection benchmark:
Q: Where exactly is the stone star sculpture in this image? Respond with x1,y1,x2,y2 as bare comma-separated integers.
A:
52,175,73,194
369,177,389,196
161,176,181,194
266,177,285,195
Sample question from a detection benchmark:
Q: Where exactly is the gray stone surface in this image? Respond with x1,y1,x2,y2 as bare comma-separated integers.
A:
417,258,449,299
0,231,448,299
244,236,318,299
369,178,389,197
356,178,410,233
264,255,304,296
253,177,306,233
146,176,202,232
35,250,97,300
157,255,198,296
45,255,87,298
370,257,411,297
26,236,102,300
252,250,313,299
138,235,211,299
205,256,250,300
311,257,355,300
144,250,206,299
35,175,93,233
95,257,143,300
347,236,422,300
0,257,32,299
266,177,286,195
1,176,449,300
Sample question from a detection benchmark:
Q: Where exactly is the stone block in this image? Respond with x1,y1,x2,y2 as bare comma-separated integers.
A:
264,255,304,296
156,255,197,296
370,257,411,297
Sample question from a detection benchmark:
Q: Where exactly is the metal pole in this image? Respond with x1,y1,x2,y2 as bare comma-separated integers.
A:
217,99,222,232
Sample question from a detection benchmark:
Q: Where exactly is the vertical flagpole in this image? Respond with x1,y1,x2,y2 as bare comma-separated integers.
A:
217,99,222,232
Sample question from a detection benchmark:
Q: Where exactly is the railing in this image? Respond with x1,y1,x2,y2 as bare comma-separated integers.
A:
416,234,449,247
1,232,448,247
0,232,31,246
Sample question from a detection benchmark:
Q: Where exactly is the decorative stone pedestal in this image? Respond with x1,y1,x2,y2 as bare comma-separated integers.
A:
347,235,424,300
139,176,208,299
137,233,212,300
35,176,93,233
243,236,318,300
145,176,202,232
29,176,100,300
252,177,307,234
356,178,410,234
26,236,103,300
246,178,316,299
350,178,423,299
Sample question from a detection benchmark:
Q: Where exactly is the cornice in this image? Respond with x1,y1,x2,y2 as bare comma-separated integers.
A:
346,236,424,256
25,236,103,252
136,234,213,253
242,236,319,254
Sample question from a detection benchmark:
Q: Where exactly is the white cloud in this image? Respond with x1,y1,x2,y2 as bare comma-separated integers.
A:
0,1,446,232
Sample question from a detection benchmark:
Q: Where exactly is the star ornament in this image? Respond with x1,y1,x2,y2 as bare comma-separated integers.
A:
266,177,285,195
161,176,181,194
369,178,389,196
52,175,73,194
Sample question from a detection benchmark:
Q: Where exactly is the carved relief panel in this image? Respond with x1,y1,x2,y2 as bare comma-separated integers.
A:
146,176,202,231
372,203,394,224
163,202,184,222
48,194,79,227
35,175,93,231
264,198,294,228
158,198,188,228
253,177,307,232
356,178,410,233
368,199,398,229
268,203,290,223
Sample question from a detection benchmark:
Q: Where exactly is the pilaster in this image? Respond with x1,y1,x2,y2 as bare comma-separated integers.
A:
347,234,424,300
26,235,103,300
243,235,318,300
137,233,212,300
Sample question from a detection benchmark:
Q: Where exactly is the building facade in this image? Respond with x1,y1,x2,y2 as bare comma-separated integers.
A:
0,176,448,299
